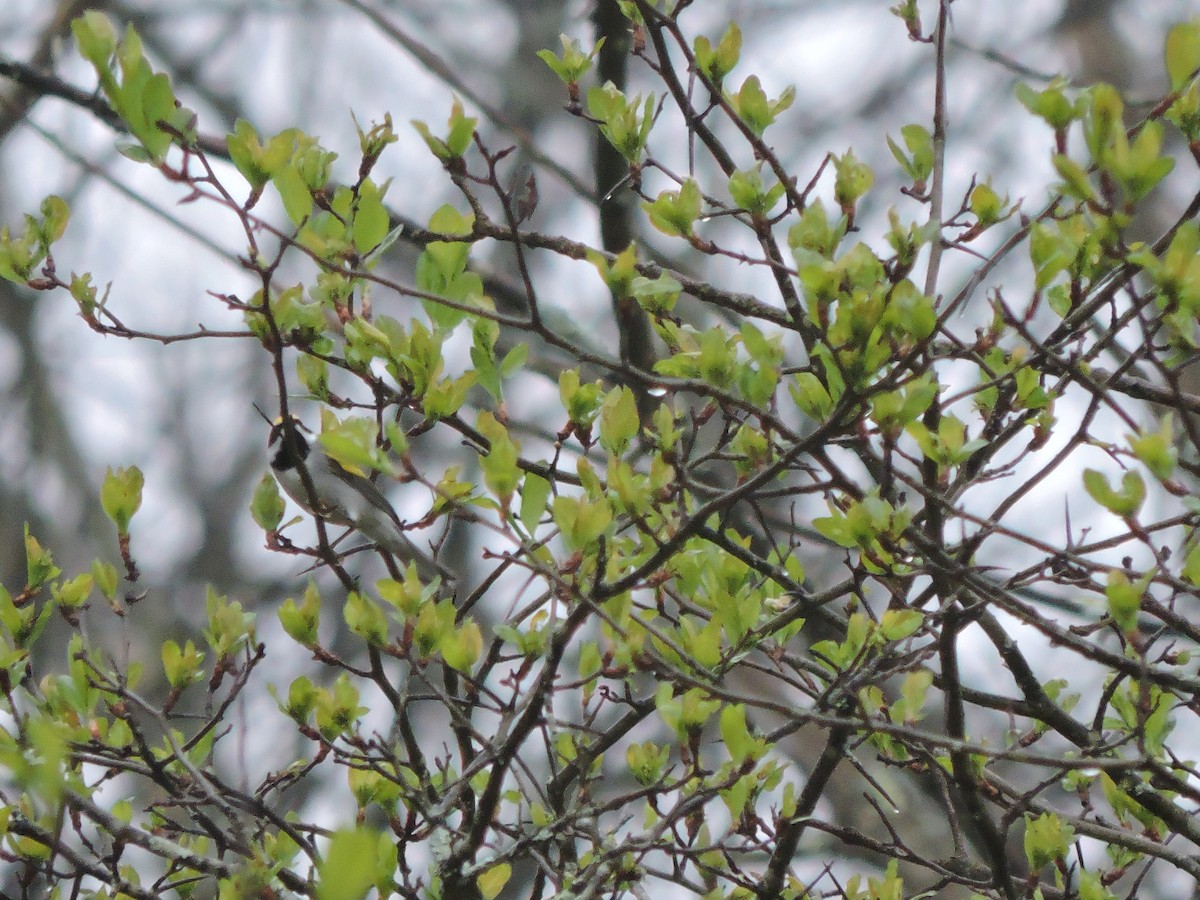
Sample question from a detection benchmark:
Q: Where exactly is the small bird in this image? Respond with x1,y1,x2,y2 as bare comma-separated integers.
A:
267,416,453,588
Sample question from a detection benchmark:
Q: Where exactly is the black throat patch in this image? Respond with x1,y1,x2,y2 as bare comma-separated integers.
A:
269,424,310,472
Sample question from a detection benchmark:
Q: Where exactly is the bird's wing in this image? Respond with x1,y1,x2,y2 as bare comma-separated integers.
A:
325,457,406,525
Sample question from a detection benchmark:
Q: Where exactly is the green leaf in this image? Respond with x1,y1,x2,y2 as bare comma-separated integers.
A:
696,326,737,388
344,592,388,646
69,273,99,318
71,11,118,68
412,97,477,161
676,614,723,667
1128,416,1177,480
226,119,273,190
694,23,741,85
1167,82,1200,140
347,766,401,811
1083,83,1126,161
38,196,70,244
721,773,754,820
412,599,456,657
519,471,551,533
499,342,528,378
318,413,393,477
204,587,256,660
1104,119,1174,201
790,372,833,420
343,315,394,365
1082,468,1145,518
72,20,196,164
162,639,204,688
251,472,285,532
886,123,933,184
315,674,367,739
477,863,512,900
727,75,794,136
969,182,1007,225
560,369,604,426
91,559,118,599
1166,20,1200,92
1077,870,1118,900
414,205,484,329
441,619,482,672
422,371,476,420
52,574,93,610
833,148,874,210
296,353,330,401
538,35,604,84
100,466,144,535
552,494,613,551
588,83,656,162
279,583,321,646
1182,543,1200,587
890,0,921,36
1105,569,1148,634
626,740,670,786
719,704,755,766
135,72,176,159
897,669,933,723
477,411,520,507
788,199,846,261
880,608,923,641
1015,79,1080,131
291,135,338,190
728,163,784,216
643,178,703,237
280,675,317,723
631,272,681,315
1023,812,1074,871
316,828,381,900
352,178,390,255
599,386,639,455
274,163,313,225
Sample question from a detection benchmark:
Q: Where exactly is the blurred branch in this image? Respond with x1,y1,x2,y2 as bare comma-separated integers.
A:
338,0,596,202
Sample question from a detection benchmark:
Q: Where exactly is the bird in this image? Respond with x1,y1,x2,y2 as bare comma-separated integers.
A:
266,416,454,589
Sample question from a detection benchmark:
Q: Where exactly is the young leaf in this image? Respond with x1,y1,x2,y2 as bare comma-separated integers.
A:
100,466,144,535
